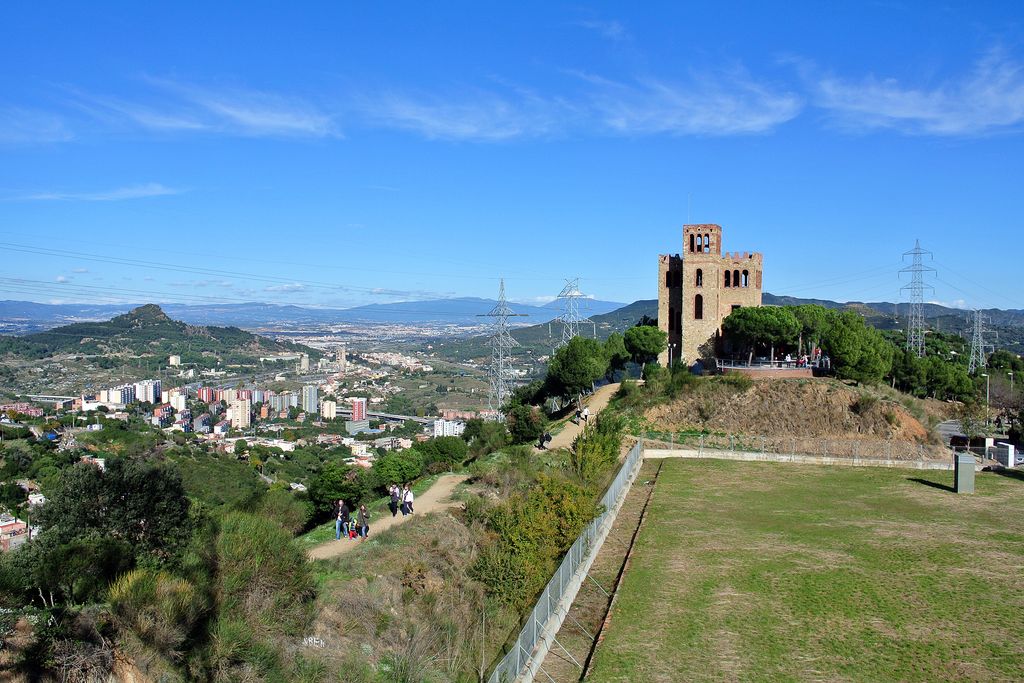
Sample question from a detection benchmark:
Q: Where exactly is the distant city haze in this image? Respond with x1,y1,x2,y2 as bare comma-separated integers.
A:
1,4,1022,310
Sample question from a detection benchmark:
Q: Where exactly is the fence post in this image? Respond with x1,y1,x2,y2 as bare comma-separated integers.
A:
761,436,766,454
823,440,828,457
699,434,704,455
791,438,796,456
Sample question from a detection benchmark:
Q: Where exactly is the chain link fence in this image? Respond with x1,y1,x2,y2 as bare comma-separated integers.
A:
640,431,952,462
487,440,644,683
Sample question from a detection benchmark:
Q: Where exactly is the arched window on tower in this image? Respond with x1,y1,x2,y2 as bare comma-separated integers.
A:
689,233,695,252
695,268,703,287
742,269,749,287
666,271,672,288
703,234,710,253
724,270,731,287
733,269,740,287
694,294,703,320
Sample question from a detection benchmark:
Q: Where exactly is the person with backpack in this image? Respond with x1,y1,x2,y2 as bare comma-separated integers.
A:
357,504,370,541
388,484,400,517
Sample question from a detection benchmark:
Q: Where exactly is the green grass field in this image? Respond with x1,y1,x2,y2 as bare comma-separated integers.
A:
588,459,1024,682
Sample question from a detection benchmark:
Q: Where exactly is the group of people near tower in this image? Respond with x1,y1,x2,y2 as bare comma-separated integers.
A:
333,483,416,541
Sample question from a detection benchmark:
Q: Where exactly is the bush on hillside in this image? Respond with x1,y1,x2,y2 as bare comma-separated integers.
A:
505,403,547,445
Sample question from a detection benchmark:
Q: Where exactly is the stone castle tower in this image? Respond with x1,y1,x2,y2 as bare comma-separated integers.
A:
658,224,763,366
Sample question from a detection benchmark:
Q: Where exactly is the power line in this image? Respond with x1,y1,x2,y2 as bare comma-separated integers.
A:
900,239,935,358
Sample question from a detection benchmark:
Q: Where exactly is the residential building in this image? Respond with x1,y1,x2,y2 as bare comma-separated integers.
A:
134,379,162,404
80,456,106,471
222,389,238,403
351,397,367,422
299,353,310,373
151,403,174,427
169,355,181,366
0,514,28,552
198,387,216,403
213,420,230,436
170,393,187,412
321,400,337,420
433,419,466,438
302,385,319,413
345,419,370,435
193,413,212,434
230,399,251,430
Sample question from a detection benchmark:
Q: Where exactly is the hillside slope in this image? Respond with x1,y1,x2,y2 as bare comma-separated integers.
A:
0,304,313,364
646,378,946,446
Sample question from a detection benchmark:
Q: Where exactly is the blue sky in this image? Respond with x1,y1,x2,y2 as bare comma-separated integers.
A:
1,2,1022,311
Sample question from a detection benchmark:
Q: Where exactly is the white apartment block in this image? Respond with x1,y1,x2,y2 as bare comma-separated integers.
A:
230,399,251,430
433,419,466,438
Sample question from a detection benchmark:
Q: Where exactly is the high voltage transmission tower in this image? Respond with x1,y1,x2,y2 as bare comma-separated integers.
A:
549,277,594,349
967,309,994,374
478,279,527,416
900,239,935,358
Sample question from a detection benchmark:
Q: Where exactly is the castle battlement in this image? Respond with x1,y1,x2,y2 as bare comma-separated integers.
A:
722,251,764,262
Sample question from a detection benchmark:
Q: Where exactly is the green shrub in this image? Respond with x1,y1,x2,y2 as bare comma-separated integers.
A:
851,395,878,416
719,371,753,392
109,568,208,663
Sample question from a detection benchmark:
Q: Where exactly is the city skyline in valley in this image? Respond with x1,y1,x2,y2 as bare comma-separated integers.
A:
2,3,1023,311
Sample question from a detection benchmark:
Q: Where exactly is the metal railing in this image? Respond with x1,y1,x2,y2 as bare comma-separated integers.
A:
641,431,951,461
487,440,644,683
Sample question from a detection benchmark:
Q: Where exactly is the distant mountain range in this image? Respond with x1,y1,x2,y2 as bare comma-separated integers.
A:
431,294,1024,362
0,298,628,332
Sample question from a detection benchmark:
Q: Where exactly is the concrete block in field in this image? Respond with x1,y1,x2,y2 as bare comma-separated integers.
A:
954,452,975,494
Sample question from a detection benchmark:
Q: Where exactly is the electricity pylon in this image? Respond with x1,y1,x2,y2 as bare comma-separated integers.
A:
549,277,594,349
967,309,994,374
900,239,935,357
478,279,527,416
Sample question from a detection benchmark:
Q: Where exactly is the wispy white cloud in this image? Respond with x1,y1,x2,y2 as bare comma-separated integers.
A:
72,267,89,273
264,283,306,293
70,78,338,138
587,70,803,136
576,19,630,42
812,49,1024,135
359,67,800,140
0,107,74,144
8,182,182,202
55,275,69,283
359,89,563,141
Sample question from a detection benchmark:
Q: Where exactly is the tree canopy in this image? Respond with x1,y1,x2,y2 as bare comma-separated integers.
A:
546,336,607,398
623,325,667,366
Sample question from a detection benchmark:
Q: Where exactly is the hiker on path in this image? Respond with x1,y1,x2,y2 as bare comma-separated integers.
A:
357,504,370,541
335,499,350,541
582,406,590,423
400,485,411,516
388,484,401,517
404,485,415,514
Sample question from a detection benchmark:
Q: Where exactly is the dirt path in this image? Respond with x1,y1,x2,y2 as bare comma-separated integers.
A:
543,382,621,451
307,473,468,561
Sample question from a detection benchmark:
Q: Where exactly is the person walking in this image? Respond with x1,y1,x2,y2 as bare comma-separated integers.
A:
357,504,370,541
582,406,590,423
388,484,400,517
400,485,411,516
404,484,415,514
334,499,350,541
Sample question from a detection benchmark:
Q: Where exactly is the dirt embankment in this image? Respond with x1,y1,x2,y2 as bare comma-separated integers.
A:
647,378,936,444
